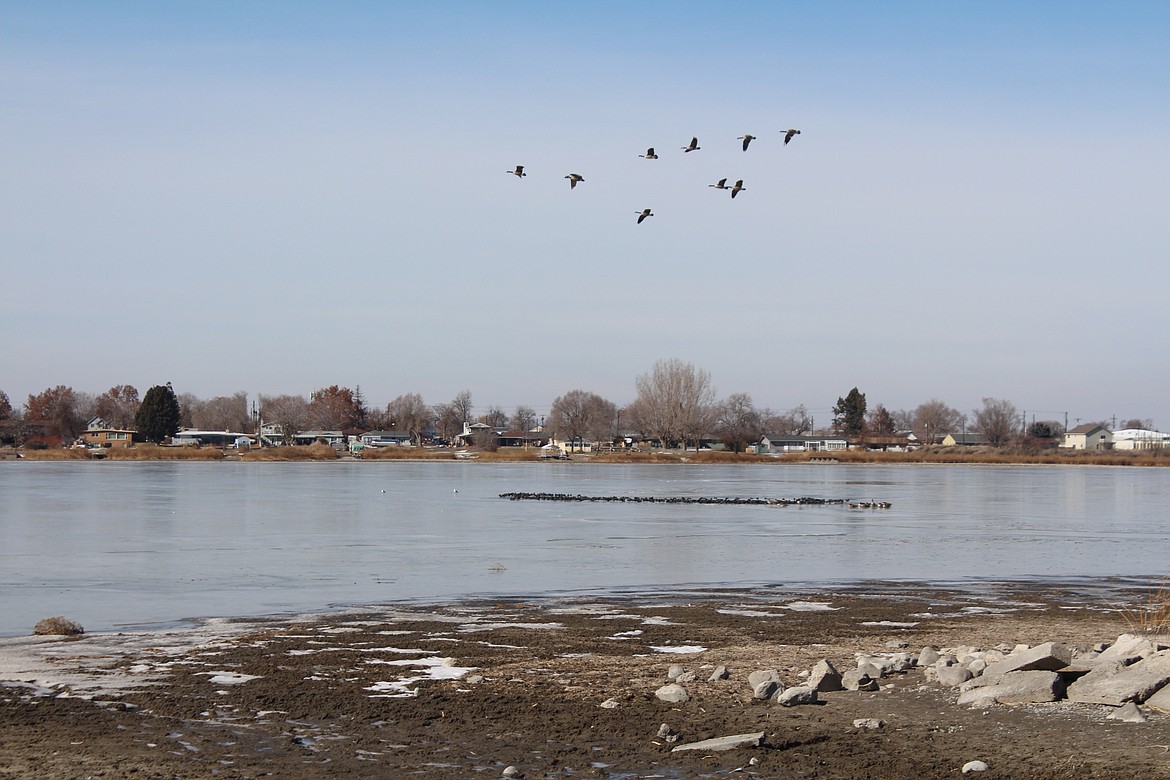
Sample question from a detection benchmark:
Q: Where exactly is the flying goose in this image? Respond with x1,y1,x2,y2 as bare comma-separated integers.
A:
565,173,585,189
508,165,526,177
708,178,729,190
639,147,659,159
738,134,756,151
681,136,700,152
636,208,654,224
730,179,746,198
783,128,801,145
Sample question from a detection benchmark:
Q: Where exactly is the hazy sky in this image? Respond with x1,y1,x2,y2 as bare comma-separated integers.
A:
3,1,1168,427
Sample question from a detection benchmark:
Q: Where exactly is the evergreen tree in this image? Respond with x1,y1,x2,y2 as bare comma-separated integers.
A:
832,387,867,438
135,383,182,443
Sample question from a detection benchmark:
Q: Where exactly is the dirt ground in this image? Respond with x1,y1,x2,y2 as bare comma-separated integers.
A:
2,583,1169,779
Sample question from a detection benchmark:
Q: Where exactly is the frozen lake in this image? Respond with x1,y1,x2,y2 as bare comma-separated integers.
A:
1,460,1167,636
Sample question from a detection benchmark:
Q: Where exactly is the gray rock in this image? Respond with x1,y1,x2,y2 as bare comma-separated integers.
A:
752,680,781,700
853,718,885,729
808,659,843,692
1093,634,1170,666
655,684,689,704
675,671,697,683
599,698,621,709
1107,701,1148,722
1144,682,1170,713
747,669,781,689
708,665,729,681
841,669,878,691
982,642,1072,679
776,685,818,706
961,760,989,773
856,661,884,680
502,766,523,778
1066,650,1170,705
465,674,485,684
935,665,974,688
656,723,674,738
667,664,686,680
886,640,909,649
918,646,941,667
671,732,764,753
956,671,1065,706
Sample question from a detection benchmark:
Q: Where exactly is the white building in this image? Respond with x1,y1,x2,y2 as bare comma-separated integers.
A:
1111,428,1170,450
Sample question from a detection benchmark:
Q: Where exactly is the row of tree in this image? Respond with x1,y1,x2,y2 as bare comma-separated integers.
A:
1,360,1152,449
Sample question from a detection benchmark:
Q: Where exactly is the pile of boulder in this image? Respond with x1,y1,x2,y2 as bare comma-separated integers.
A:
650,632,1170,722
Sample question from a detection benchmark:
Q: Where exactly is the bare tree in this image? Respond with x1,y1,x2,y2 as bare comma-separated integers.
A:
510,405,538,431
1123,418,1155,430
630,358,716,450
913,399,964,445
763,405,812,435
309,385,361,430
478,406,508,429
715,393,763,453
260,394,309,445
890,408,916,433
450,390,474,427
972,397,1019,447
189,392,249,430
548,390,617,451
386,393,430,445
94,385,140,429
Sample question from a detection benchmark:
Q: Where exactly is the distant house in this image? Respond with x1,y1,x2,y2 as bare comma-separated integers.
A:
171,429,254,447
860,434,916,451
497,430,551,448
757,434,849,454
294,430,346,447
1110,428,1170,450
1062,424,1112,450
359,430,414,447
940,433,988,447
80,416,135,449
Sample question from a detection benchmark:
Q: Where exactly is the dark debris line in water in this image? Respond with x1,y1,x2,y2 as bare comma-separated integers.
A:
498,492,891,508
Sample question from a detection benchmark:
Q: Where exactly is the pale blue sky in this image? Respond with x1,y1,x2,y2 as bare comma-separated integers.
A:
3,1,1168,426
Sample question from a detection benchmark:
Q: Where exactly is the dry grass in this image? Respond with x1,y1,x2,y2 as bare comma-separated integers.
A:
360,446,457,461
107,445,225,460
778,447,1170,467
470,449,543,462
240,443,339,461
1121,576,1170,634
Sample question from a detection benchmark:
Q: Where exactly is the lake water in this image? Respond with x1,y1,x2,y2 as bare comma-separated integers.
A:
1,461,1167,637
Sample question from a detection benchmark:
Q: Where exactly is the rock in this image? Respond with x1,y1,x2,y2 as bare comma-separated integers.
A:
752,680,781,700
33,617,84,636
853,718,885,730
841,669,878,691
1094,634,1159,665
956,671,1065,706
675,671,697,683
465,674,485,684
1107,702,1148,722
918,646,941,667
962,760,989,773
502,766,523,778
599,698,621,709
1144,683,1170,713
1066,651,1170,705
886,640,909,649
808,659,843,692
747,669,781,689
981,642,1072,679
856,662,884,680
655,684,689,704
656,723,674,738
935,665,974,688
667,664,686,680
776,685,818,706
671,732,764,753
708,665,729,681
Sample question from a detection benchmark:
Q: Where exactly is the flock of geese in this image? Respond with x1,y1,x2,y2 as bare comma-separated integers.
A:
507,128,802,223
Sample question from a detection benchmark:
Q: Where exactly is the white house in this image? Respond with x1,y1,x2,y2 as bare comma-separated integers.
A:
1110,428,1170,450
1061,423,1112,450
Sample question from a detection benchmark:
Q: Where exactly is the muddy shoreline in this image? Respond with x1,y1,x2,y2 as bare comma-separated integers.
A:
2,582,1168,779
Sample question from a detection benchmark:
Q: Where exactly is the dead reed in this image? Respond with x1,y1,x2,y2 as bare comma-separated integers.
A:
1120,576,1170,634
240,443,339,461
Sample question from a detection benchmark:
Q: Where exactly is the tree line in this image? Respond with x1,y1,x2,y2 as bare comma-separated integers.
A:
0,360,1151,450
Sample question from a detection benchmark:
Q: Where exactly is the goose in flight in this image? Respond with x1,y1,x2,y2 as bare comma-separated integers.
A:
730,179,747,198
636,208,654,224
708,178,729,190
681,137,700,152
508,165,526,177
738,134,756,151
782,128,801,145
565,173,585,189
639,147,658,159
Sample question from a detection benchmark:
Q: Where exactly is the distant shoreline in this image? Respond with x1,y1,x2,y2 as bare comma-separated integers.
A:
5,443,1168,467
